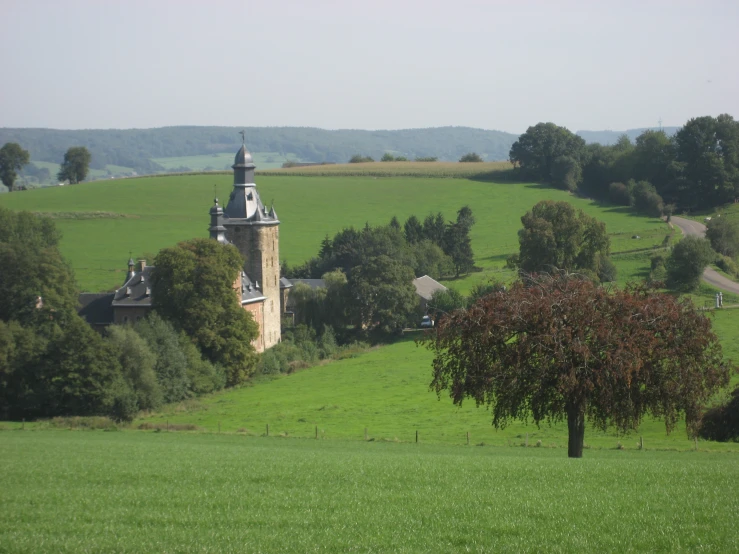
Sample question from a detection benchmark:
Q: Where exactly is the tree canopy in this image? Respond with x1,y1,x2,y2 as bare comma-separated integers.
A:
0,142,30,191
58,146,91,184
150,238,258,385
666,236,716,292
509,123,586,182
426,274,729,458
459,153,483,162
517,200,611,280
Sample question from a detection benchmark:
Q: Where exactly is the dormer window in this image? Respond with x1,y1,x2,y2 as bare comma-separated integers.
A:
145,287,151,296
126,287,132,296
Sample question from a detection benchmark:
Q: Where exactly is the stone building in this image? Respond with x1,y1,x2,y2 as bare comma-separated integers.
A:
79,140,284,352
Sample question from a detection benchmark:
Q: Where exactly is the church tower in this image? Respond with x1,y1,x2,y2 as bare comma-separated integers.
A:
222,138,281,350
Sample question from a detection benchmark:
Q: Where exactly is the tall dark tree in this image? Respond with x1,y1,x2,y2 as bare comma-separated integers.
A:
58,146,91,184
423,212,446,245
509,123,586,182
0,143,30,191
404,215,424,245
517,201,610,279
150,238,258,385
427,274,729,458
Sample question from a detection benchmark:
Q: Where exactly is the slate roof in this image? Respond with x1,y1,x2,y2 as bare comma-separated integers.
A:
78,293,115,325
412,275,447,301
280,277,293,289
289,278,326,289
113,266,154,307
240,271,267,304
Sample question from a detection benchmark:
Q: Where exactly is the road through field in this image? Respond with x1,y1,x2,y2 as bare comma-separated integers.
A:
671,216,739,295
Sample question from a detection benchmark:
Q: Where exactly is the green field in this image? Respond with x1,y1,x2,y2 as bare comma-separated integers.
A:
0,172,672,293
1,431,737,552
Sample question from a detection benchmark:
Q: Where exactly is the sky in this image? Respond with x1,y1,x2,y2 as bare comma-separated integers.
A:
1,0,738,134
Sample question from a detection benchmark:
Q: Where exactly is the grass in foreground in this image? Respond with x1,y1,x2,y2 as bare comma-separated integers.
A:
1,431,737,553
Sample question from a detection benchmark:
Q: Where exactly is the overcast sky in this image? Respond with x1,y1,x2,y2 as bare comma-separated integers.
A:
2,0,737,134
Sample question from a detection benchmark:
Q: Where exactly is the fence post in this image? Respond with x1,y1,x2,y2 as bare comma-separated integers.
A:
266,423,269,437
22,418,25,431
315,426,318,439
218,422,221,434
525,433,528,447
466,431,469,445
639,436,644,450
364,427,368,441
415,430,418,443
167,420,169,432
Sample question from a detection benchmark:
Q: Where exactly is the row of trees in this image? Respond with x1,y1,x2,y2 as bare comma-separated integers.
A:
0,208,259,422
0,142,92,190
350,153,483,163
510,115,739,211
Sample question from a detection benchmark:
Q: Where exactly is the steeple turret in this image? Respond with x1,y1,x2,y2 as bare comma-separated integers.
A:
232,131,256,185
209,197,228,243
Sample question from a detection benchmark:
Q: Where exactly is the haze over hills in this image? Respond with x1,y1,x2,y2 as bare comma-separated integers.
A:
0,124,681,180
577,127,680,145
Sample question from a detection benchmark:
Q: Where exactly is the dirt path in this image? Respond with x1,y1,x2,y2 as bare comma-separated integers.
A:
670,216,739,295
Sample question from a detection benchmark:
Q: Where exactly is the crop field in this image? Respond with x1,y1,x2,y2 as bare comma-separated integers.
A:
263,160,514,179
153,151,304,171
0,172,671,293
0,431,737,553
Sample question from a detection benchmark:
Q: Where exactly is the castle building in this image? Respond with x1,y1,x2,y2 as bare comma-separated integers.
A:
79,140,286,353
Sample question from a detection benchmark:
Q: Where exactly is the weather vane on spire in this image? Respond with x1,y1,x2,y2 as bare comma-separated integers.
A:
239,130,245,145
213,184,218,204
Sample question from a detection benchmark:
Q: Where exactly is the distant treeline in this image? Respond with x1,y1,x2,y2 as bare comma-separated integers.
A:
0,126,520,174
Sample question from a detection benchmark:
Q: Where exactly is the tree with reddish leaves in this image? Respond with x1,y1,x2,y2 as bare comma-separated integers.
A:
426,273,730,458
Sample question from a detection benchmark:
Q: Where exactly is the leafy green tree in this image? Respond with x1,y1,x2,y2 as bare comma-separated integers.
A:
666,236,716,291
134,314,189,403
427,274,729,458
443,222,474,277
0,143,30,191
423,212,446,245
57,146,91,184
427,288,467,322
349,155,374,163
509,123,586,182
178,333,225,395
381,153,395,162
106,325,162,411
674,114,739,209
550,155,582,192
150,238,259,385
608,182,632,206
410,240,452,280
415,156,438,162
517,201,610,278
629,180,664,217
706,217,739,258
349,255,418,335
632,130,676,198
459,153,483,162
468,281,506,303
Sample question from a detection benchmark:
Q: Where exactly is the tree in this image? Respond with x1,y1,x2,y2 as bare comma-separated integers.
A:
426,273,729,458
349,255,418,335
381,153,395,162
0,143,30,192
629,180,664,217
550,155,582,192
106,325,162,411
509,123,586,182
150,238,259,385
427,288,467,322
443,222,474,277
133,314,189,403
517,201,610,278
459,152,483,162
403,215,424,245
58,146,91,184
706,217,739,258
666,236,716,292
349,154,374,163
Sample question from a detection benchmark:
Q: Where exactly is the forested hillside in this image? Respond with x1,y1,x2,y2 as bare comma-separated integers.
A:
0,126,519,172
577,127,679,145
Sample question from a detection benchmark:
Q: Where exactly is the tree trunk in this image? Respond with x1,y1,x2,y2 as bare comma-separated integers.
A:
567,402,585,458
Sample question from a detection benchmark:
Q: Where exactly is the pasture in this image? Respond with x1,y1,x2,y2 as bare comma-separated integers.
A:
0,170,672,293
0,431,737,553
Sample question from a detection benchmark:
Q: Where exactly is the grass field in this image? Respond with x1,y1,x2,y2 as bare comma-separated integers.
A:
1,431,737,553
0,172,671,293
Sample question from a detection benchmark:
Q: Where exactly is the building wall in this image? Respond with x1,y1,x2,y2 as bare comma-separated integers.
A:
113,306,151,325
243,301,265,352
227,223,281,350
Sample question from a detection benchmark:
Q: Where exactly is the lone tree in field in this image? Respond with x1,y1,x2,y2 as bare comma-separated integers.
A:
517,200,612,281
426,273,729,458
0,142,30,191
57,146,91,184
459,152,483,162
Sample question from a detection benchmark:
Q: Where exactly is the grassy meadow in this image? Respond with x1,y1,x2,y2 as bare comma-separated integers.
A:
0,170,672,293
1,431,737,553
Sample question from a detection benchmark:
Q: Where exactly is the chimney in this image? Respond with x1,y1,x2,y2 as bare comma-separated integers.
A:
138,259,146,272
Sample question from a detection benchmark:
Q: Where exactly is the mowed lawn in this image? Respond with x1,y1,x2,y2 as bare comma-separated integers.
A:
136,307,739,452
1,431,737,553
0,173,668,292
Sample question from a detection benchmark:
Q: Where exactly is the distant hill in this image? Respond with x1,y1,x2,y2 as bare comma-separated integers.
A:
577,127,680,145
0,126,519,174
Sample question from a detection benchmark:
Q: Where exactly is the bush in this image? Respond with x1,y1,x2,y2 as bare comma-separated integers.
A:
649,252,668,283
706,217,739,258
349,155,374,163
550,155,581,192
630,180,664,217
459,153,483,163
666,236,716,291
715,254,739,278
608,182,632,206
698,386,739,442
597,256,618,283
